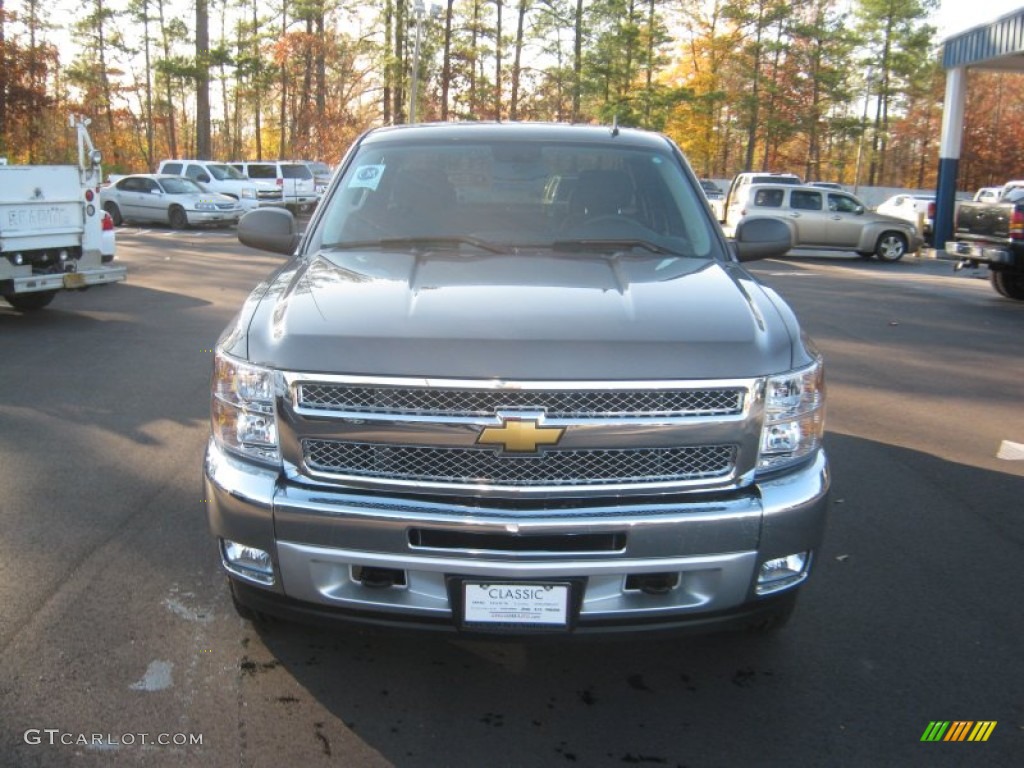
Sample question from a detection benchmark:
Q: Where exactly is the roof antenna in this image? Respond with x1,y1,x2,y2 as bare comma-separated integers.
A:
610,115,619,137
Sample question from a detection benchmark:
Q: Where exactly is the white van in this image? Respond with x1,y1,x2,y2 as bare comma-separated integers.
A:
157,160,284,211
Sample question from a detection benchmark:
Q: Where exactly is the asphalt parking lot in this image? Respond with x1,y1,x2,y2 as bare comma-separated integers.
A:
1,229,1021,767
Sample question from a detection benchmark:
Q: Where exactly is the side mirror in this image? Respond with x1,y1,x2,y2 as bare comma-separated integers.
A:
855,205,865,215
732,216,792,262
238,208,300,255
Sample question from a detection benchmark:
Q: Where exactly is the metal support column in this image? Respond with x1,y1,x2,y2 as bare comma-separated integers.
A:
934,67,966,251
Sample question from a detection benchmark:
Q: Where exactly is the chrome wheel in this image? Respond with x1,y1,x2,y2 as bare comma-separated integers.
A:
875,232,907,262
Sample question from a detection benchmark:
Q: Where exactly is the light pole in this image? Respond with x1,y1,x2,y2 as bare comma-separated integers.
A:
853,70,875,196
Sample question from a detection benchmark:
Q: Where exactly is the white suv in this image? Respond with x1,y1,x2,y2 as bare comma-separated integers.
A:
157,160,284,210
229,161,320,213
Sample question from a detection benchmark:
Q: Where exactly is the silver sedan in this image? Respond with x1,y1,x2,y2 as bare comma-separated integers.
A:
100,174,244,228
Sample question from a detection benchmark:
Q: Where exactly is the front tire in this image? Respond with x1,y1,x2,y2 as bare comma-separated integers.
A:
169,206,189,230
4,290,57,311
229,580,275,625
103,201,123,226
875,232,907,262
991,269,1024,300
745,592,798,633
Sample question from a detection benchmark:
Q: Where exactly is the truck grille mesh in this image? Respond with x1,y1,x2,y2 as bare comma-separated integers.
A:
302,440,736,487
296,384,744,418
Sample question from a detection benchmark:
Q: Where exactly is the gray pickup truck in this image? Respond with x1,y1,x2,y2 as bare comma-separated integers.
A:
205,123,830,637
945,185,1024,300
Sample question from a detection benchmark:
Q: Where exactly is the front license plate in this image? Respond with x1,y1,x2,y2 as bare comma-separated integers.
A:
463,582,570,628
63,273,87,288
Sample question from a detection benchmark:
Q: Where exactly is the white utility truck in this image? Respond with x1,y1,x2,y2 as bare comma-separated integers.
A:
1,118,126,311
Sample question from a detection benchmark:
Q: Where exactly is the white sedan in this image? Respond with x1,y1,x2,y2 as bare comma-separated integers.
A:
101,174,244,228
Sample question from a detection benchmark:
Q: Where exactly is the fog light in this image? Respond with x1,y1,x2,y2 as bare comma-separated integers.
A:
221,539,275,585
13,253,24,265
756,552,810,595
59,250,69,261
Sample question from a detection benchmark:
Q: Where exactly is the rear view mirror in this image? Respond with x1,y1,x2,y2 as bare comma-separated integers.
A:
238,208,300,255
732,217,792,262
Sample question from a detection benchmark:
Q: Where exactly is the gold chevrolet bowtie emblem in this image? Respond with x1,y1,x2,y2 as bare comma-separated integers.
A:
477,417,565,453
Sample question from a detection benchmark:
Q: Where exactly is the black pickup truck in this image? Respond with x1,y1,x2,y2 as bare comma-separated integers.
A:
945,187,1024,300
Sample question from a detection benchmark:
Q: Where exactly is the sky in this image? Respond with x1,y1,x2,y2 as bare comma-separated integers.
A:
932,0,1024,38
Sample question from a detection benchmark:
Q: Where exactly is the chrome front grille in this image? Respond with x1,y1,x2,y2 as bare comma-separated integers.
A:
296,383,744,418
303,439,736,487
284,375,756,495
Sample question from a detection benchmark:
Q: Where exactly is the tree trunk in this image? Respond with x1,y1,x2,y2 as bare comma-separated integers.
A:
510,1,527,121
440,0,454,120
278,0,288,159
196,0,211,159
494,0,503,120
572,0,582,122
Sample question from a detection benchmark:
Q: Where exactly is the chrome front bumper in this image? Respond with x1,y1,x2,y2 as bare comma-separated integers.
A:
204,440,829,631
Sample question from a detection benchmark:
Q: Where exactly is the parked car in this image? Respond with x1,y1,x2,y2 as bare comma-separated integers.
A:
945,185,1024,300
100,174,244,228
724,172,802,226
974,187,1001,204
699,179,726,221
725,183,922,261
229,160,320,213
304,161,333,194
157,159,284,210
875,193,935,241
207,121,831,638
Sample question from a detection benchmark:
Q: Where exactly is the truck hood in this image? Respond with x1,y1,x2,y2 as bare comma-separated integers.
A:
236,249,798,379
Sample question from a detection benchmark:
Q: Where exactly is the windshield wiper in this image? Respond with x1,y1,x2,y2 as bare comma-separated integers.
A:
324,236,510,254
551,238,682,256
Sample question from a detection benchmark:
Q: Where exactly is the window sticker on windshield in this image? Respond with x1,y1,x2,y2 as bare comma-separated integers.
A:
350,164,385,191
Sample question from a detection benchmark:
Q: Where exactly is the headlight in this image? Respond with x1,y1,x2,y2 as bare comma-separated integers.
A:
757,359,825,473
211,352,280,464
241,188,256,199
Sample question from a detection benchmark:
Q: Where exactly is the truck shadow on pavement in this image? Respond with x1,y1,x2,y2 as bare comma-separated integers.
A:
232,432,1023,767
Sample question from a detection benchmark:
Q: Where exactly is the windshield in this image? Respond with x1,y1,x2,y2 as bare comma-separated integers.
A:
207,164,247,181
161,177,204,194
313,138,718,259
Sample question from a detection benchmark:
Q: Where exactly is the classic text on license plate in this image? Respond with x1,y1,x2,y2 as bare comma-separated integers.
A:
462,582,570,627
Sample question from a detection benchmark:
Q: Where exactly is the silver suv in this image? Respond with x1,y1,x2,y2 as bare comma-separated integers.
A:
725,184,923,261
206,123,830,637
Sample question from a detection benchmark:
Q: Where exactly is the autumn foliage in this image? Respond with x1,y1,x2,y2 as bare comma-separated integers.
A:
1,0,1022,194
